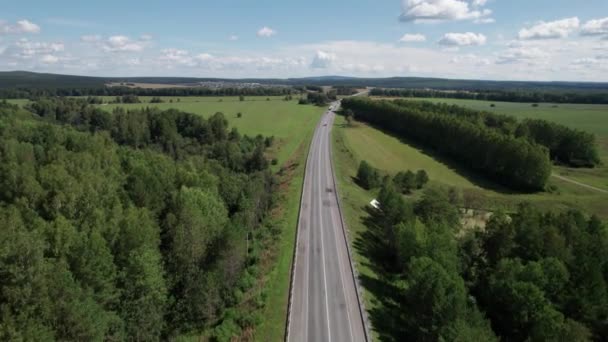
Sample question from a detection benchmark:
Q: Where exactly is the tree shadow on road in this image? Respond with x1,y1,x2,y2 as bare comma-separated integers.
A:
353,206,407,341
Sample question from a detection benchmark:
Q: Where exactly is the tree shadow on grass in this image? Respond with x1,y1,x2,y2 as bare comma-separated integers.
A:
353,206,407,341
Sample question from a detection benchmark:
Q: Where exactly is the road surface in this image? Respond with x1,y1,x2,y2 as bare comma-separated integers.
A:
288,101,367,342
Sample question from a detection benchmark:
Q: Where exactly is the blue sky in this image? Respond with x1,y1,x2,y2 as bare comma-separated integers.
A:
2,0,608,80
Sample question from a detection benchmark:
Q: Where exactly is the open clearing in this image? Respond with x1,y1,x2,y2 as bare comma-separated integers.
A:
392,97,608,191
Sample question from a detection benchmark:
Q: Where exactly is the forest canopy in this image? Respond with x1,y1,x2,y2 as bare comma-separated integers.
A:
0,99,275,340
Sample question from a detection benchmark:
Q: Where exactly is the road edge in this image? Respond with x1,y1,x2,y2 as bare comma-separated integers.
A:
328,109,372,342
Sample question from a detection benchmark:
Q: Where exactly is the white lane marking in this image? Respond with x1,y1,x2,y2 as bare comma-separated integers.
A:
318,112,333,342
324,112,355,342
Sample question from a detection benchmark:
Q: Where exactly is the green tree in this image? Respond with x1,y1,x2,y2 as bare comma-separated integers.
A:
356,160,380,190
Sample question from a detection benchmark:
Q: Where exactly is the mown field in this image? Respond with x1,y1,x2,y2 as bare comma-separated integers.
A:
396,97,608,191
331,110,608,339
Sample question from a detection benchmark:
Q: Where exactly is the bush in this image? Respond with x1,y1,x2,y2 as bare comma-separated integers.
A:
357,160,381,189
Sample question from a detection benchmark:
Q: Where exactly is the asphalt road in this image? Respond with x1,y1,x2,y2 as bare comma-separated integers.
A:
288,101,367,342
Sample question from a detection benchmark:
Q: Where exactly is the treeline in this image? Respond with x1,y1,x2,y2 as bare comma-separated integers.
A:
356,160,428,193
370,87,608,105
0,99,276,340
334,86,358,95
368,182,608,340
0,86,297,99
342,97,552,191
391,99,600,167
299,91,333,106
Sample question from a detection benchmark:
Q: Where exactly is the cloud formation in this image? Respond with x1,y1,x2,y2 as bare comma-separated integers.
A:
257,27,276,37
310,50,337,68
400,0,492,22
438,32,486,46
581,17,608,37
103,35,148,52
399,33,427,42
496,46,547,64
518,17,579,40
0,19,40,34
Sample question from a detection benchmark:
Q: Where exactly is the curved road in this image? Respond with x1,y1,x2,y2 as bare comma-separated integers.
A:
287,102,367,342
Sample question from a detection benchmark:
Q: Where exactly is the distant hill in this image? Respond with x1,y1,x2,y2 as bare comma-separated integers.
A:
0,71,106,88
2,71,608,93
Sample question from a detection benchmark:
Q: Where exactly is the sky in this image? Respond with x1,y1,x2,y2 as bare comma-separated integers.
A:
2,0,608,81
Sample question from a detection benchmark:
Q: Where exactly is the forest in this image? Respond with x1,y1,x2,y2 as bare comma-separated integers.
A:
366,181,608,341
390,99,601,167
371,87,608,104
0,99,276,340
0,85,297,99
341,97,552,191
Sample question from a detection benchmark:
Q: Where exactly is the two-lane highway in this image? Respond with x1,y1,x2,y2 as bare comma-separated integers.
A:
288,102,367,342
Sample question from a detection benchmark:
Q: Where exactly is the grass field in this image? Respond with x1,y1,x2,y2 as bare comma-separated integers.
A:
393,97,608,191
97,96,317,168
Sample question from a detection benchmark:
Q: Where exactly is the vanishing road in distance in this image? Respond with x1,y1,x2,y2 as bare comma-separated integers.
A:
287,101,367,342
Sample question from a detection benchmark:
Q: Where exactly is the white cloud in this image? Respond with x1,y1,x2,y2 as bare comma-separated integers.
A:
471,0,487,6
518,17,579,40
14,39,64,58
438,32,486,46
581,17,608,36
399,33,427,42
103,35,147,52
0,19,41,34
159,48,194,66
450,53,490,66
40,54,59,64
229,35,239,41
400,0,492,22
140,34,153,41
496,46,547,64
310,50,337,68
257,26,276,37
15,20,40,34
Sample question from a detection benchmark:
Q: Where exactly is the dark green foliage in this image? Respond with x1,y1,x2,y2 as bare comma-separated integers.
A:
342,97,552,191
475,204,608,340
363,96,599,167
517,119,600,167
393,169,428,193
356,160,381,189
370,87,608,105
363,178,606,341
305,92,330,106
0,100,275,339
